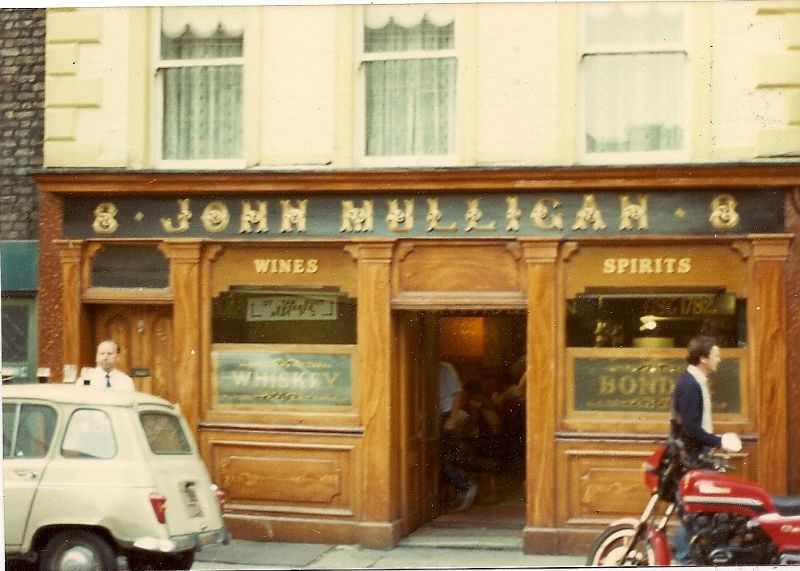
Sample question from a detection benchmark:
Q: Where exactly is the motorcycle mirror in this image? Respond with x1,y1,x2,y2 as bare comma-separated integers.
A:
721,432,742,453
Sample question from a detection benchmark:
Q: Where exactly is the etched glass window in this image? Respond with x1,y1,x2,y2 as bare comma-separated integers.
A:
91,245,169,289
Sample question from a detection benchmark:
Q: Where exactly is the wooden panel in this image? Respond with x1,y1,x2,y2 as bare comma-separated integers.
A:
210,245,357,298
556,439,759,526
565,244,747,298
396,241,521,293
206,438,357,515
749,237,790,494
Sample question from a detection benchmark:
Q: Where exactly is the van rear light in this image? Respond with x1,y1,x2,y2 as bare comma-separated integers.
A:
149,493,167,524
211,484,226,510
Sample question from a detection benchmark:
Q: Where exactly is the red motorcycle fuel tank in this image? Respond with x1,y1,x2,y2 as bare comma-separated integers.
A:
680,470,775,517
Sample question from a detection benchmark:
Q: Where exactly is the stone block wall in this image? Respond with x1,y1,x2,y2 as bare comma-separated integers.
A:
0,8,45,240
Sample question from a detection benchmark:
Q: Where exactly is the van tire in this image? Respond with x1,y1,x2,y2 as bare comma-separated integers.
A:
39,530,117,571
128,550,193,571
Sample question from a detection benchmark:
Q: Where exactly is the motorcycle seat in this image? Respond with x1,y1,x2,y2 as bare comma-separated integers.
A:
772,496,800,516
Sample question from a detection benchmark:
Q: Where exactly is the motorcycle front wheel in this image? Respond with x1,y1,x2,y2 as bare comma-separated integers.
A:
586,523,656,566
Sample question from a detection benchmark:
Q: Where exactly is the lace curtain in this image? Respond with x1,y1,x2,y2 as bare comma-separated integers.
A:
583,3,685,154
160,8,243,160
364,10,456,157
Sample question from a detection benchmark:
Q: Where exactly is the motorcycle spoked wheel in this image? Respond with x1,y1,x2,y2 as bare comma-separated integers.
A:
586,523,656,566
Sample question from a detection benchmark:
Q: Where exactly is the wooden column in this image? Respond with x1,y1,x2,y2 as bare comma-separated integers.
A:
55,240,84,379
749,235,792,494
519,239,561,554
351,241,400,549
161,241,203,434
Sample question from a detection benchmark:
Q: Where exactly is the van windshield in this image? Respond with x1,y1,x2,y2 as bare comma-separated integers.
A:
139,411,191,454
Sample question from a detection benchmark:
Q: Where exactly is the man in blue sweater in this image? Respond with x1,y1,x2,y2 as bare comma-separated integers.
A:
670,335,740,564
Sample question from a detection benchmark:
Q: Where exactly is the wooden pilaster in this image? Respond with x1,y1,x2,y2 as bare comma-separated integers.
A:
519,239,561,553
161,241,203,434
350,241,400,549
55,240,84,379
748,235,792,494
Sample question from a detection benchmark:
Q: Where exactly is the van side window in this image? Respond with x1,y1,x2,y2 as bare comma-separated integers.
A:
3,403,57,459
139,412,191,454
61,409,117,459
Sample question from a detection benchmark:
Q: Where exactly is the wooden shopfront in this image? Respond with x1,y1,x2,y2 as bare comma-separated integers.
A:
35,166,794,553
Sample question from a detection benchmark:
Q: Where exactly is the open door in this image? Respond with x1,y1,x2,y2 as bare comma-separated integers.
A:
91,305,174,401
399,311,441,534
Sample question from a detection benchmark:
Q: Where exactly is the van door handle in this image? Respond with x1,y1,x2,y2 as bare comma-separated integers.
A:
14,470,39,479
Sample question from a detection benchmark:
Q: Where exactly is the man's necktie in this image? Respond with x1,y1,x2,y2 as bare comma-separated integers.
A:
106,373,111,388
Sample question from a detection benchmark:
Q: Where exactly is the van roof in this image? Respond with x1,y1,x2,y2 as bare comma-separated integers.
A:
2,383,175,409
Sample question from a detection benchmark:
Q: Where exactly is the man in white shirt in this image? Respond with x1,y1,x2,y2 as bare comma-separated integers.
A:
439,361,477,512
81,340,135,391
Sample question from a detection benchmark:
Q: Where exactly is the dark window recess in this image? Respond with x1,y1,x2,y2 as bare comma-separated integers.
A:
213,286,357,345
1,304,29,362
566,291,747,349
91,246,169,289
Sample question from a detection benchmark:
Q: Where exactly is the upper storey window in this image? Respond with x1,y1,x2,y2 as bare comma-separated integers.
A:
361,5,456,163
580,3,688,163
156,8,244,165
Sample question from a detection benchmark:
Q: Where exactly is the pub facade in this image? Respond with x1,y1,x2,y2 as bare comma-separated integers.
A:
35,3,800,554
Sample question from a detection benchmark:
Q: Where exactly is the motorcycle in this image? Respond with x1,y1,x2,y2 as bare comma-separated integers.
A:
586,434,800,566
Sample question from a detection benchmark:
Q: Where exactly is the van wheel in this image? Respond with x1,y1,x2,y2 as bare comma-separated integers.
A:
39,530,117,571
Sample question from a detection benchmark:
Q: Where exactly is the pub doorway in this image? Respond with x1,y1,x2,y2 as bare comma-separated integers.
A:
398,309,527,536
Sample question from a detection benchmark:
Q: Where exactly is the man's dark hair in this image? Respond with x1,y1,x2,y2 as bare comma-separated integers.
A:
686,335,717,365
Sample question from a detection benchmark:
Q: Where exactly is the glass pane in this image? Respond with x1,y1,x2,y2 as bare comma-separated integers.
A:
140,412,191,455
1,304,29,362
566,292,746,349
92,246,169,288
61,409,117,459
585,3,683,48
162,65,243,160
213,287,357,344
3,403,17,459
365,57,456,156
584,53,685,153
14,405,57,459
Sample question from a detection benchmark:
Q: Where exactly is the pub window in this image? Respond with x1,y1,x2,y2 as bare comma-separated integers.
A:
360,5,457,162
580,3,689,163
156,7,244,164
566,290,746,417
212,286,356,345
91,245,169,289
1,297,37,383
211,286,357,408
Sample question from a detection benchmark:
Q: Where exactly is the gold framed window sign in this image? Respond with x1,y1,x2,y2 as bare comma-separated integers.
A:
211,343,355,407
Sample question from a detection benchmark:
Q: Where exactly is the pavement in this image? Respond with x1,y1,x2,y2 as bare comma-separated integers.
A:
191,527,587,570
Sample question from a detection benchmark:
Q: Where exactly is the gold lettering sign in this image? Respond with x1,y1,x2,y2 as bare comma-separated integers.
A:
92,202,119,234
280,200,307,233
531,197,564,230
573,194,607,231
505,196,521,231
620,194,649,231
386,199,414,232
161,199,192,233
201,201,230,233
602,257,692,274
253,258,319,274
464,199,496,232
240,200,268,233
340,200,373,233
426,198,457,232
709,194,740,230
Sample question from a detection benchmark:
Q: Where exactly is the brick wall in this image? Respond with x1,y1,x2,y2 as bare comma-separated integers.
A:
0,8,45,240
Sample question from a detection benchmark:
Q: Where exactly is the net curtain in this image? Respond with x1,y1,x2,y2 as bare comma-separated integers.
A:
364,5,456,157
161,7,244,160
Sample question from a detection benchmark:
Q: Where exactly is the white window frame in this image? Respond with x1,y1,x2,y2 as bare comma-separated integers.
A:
151,8,247,169
578,4,692,165
356,6,459,167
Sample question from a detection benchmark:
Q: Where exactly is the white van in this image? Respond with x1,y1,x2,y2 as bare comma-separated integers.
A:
3,384,229,570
